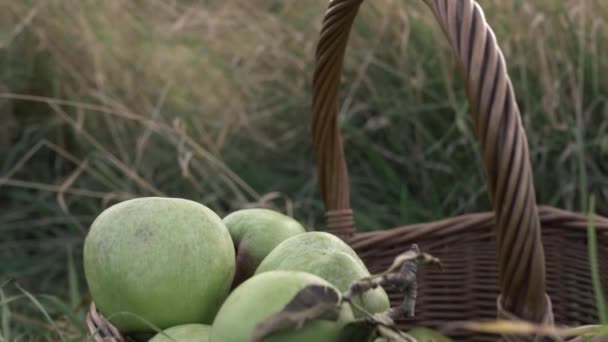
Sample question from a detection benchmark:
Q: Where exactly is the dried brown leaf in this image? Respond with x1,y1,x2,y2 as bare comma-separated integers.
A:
252,284,341,342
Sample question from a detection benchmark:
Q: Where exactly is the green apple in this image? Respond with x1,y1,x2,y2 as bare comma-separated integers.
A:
210,271,354,342
83,197,235,332
255,232,390,316
149,324,211,342
222,208,306,287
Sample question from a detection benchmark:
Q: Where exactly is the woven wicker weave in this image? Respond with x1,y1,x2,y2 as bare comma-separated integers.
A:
86,302,124,342
85,0,608,341
311,0,608,340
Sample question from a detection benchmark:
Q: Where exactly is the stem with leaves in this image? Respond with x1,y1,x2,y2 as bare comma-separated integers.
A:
343,244,440,320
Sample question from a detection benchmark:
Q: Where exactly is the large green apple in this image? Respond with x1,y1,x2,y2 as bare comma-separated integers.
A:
255,232,390,316
210,271,354,342
149,324,211,342
222,208,306,287
83,197,235,332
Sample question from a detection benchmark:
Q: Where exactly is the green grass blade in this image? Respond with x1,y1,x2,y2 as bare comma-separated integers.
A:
576,127,589,211
0,287,10,342
0,295,26,307
39,295,86,334
587,195,607,324
66,245,79,310
15,283,67,342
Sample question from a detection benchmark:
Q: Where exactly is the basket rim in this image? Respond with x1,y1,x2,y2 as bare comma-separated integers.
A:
349,205,608,249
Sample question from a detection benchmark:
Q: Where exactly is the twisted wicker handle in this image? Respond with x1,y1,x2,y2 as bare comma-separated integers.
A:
311,0,553,330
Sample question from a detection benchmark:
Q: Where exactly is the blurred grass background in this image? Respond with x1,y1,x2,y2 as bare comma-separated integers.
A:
0,0,607,339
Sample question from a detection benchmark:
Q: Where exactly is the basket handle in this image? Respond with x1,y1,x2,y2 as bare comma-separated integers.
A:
311,0,554,328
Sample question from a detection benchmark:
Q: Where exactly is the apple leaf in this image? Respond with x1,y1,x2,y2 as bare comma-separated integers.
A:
252,284,341,342
379,249,442,278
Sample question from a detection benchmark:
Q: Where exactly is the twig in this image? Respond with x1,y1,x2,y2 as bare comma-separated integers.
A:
382,244,419,319
343,244,430,319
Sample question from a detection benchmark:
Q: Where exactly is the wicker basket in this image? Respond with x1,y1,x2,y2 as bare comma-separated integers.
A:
86,0,608,341
311,0,608,340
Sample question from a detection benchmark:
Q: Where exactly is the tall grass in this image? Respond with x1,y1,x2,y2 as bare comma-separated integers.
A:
0,0,607,338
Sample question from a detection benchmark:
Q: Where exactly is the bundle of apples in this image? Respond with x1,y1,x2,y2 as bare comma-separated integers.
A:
84,197,432,341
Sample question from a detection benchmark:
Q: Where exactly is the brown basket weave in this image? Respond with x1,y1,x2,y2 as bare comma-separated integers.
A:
311,0,608,341
86,302,124,342
85,0,608,341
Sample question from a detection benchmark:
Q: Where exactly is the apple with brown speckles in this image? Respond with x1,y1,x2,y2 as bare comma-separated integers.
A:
83,197,235,332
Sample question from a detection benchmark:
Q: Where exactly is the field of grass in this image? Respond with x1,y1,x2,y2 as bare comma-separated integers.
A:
1,0,607,339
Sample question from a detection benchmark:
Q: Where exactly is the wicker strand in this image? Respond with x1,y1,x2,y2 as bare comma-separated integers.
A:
496,294,555,342
312,0,364,238
422,0,550,324
86,303,125,342
326,209,356,240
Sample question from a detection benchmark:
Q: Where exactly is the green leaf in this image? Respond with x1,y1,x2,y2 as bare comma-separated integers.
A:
66,245,80,311
15,283,66,342
587,195,608,324
0,286,10,342
39,296,86,334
